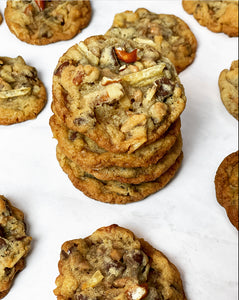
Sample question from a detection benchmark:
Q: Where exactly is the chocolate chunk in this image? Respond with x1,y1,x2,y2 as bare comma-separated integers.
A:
155,77,175,100
60,250,69,259
132,252,143,264
0,225,5,237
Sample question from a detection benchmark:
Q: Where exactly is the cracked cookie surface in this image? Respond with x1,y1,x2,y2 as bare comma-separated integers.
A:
56,146,183,204
182,0,238,37
218,60,238,120
4,0,91,45
50,113,181,169
106,8,197,73
0,195,32,299
215,151,238,230
52,35,186,153
0,56,46,125
54,224,187,299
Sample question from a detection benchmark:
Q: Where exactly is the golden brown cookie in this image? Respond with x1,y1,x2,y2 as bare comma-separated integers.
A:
182,0,239,37
56,146,183,204
54,224,187,299
0,195,32,299
49,113,181,168
4,0,91,45
215,151,238,230
52,35,186,153
0,12,3,25
106,8,197,73
58,133,182,184
218,60,238,120
0,56,47,125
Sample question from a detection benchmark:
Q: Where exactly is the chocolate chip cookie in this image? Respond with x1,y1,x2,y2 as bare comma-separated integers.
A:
0,56,47,125
215,151,238,230
4,0,91,45
106,8,197,73
56,146,183,204
50,113,181,169
0,195,32,299
54,224,187,299
218,60,238,120
182,0,239,37
52,35,186,153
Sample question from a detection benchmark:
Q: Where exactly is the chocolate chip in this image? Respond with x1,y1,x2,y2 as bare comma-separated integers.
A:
155,77,175,100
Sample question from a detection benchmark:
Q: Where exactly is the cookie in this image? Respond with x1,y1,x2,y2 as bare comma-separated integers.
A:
0,56,47,125
4,0,91,45
0,12,3,25
50,113,181,168
56,146,183,204
59,133,182,184
54,224,187,300
218,60,238,120
215,151,238,230
106,8,197,73
0,195,32,298
182,0,239,37
52,35,186,153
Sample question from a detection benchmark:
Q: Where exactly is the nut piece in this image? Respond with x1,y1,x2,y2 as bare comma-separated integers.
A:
126,284,148,300
149,102,168,123
81,270,104,290
110,248,123,261
121,114,146,133
0,87,31,99
122,63,166,86
35,0,45,11
77,42,99,66
114,48,138,63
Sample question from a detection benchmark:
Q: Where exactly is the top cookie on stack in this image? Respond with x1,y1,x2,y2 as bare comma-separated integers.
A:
52,35,186,154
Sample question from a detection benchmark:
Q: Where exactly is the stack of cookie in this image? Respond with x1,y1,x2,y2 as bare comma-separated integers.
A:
50,35,187,204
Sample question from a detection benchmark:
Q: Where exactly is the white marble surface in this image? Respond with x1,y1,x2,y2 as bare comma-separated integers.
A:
0,1,238,299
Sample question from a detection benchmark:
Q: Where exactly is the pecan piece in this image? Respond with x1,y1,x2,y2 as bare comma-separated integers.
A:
35,0,45,11
24,4,34,15
54,62,70,77
115,48,138,63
